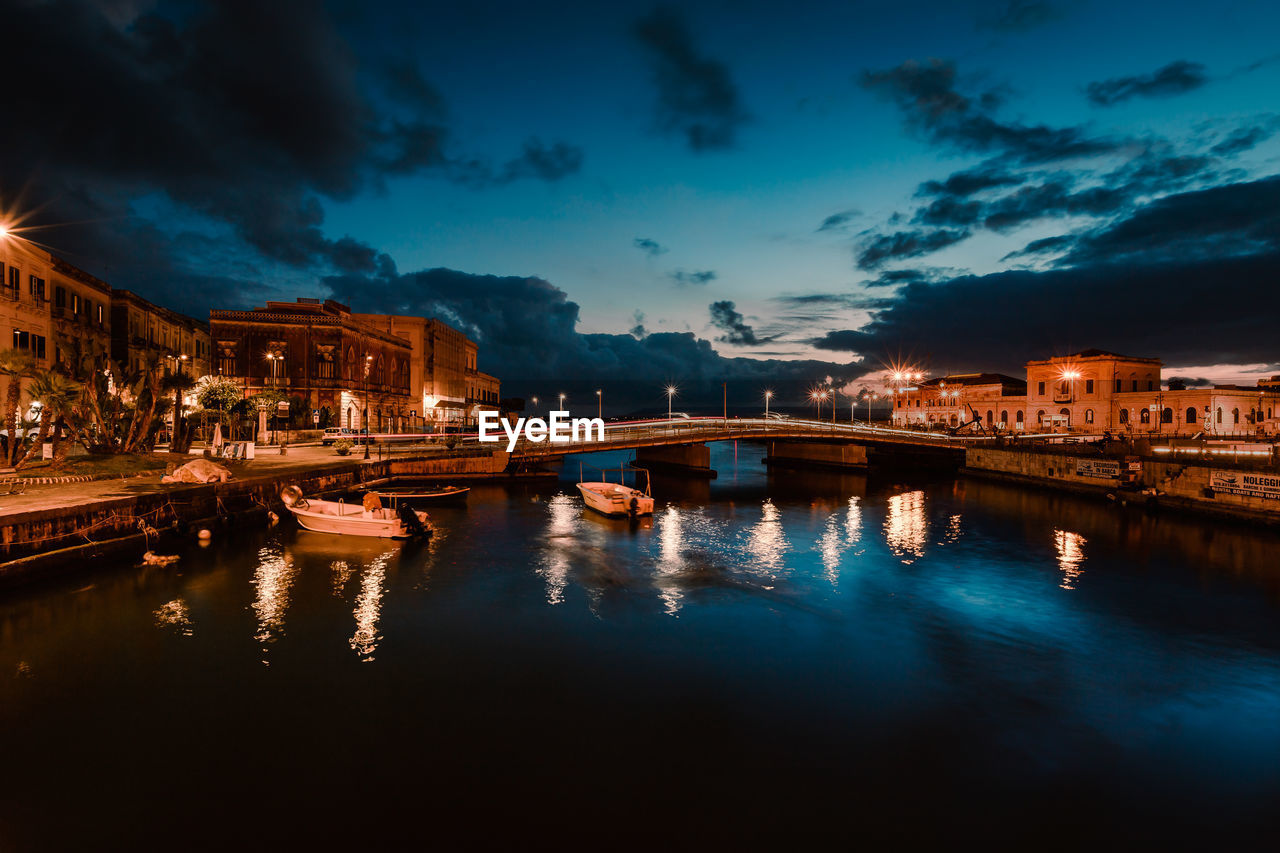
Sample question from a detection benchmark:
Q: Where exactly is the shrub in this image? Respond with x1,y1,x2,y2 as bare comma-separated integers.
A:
333,438,353,456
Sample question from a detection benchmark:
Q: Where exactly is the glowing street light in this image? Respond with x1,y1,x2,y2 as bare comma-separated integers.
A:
764,389,773,418
665,385,677,420
596,388,602,419
559,392,566,413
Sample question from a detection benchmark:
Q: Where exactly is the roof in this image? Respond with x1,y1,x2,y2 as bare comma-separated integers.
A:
921,372,1026,388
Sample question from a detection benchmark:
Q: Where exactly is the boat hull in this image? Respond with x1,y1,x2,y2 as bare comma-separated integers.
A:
576,482,655,517
287,499,427,538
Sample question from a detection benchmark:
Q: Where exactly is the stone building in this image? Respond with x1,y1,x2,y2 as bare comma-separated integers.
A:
209,298,414,431
351,313,499,428
2,235,56,377
110,290,210,380
891,373,1027,430
1025,349,1163,432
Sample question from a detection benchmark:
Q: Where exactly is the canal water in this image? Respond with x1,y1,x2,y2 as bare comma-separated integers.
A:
2,443,1279,848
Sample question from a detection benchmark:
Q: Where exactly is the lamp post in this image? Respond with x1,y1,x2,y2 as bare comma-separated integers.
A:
559,392,566,413
363,353,373,460
666,385,676,420
764,389,772,419
596,389,602,419
531,396,538,418
865,392,877,423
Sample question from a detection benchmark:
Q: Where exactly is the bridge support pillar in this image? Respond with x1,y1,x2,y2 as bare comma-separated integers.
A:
635,443,717,478
765,440,868,471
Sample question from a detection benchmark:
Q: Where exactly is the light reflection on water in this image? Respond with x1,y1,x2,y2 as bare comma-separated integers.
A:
350,551,393,661
746,499,789,582
1055,529,1087,590
655,505,684,616
539,493,577,605
250,543,296,663
884,490,928,563
817,497,863,587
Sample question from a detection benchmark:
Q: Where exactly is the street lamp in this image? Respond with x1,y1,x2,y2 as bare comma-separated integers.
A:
865,392,877,423
596,389,602,419
559,392,566,412
531,395,538,416
666,385,676,420
363,353,373,460
764,389,773,419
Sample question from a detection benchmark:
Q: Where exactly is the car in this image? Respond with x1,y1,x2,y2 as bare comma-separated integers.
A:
669,412,692,420
321,427,349,446
764,412,792,420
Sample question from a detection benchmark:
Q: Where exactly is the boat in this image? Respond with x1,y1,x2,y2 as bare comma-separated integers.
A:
280,486,431,539
575,464,655,517
367,485,470,503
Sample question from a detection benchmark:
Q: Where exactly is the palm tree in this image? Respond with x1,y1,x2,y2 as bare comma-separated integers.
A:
0,350,35,467
19,371,82,469
164,371,199,453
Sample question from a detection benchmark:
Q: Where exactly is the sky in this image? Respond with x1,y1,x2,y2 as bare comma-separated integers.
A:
4,0,1280,407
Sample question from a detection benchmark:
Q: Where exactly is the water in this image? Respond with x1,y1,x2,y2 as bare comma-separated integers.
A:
2,443,1279,848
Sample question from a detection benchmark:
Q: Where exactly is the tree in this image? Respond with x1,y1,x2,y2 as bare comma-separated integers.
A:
196,375,244,437
0,350,36,467
165,371,199,453
19,371,81,469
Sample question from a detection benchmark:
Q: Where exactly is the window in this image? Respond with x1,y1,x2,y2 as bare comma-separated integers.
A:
1147,380,1154,391
1085,379,1094,394
315,346,335,379
1232,407,1240,425
1186,407,1197,424
1016,411,1023,424
1140,409,1150,424
1001,410,1009,424
1119,409,1129,424
12,330,28,350
97,304,104,325
1131,380,1138,392
7,266,18,291
1036,409,1046,425
29,275,46,301
11,331,46,359
1216,407,1222,424
986,410,994,425
1085,409,1094,424
71,293,82,314
54,286,66,308
1114,378,1122,392
1161,407,1173,424
1037,381,1045,395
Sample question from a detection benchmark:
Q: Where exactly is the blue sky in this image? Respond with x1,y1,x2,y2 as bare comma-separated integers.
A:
6,0,1280,398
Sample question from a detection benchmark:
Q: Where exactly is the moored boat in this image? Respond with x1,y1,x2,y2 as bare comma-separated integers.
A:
575,465,654,517
368,485,470,503
281,487,431,538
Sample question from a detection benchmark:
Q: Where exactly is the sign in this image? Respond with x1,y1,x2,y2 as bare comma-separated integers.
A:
311,412,320,425
1210,470,1280,500
1075,458,1121,479
277,400,289,414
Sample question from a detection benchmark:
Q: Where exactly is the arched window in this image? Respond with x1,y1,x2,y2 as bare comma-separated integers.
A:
1161,407,1173,424
986,410,994,425
1015,410,1024,425
1216,407,1223,424
1084,409,1094,424
1036,409,1046,426
1059,408,1070,426
1186,407,1197,425
1139,409,1150,424
1232,407,1240,425
345,347,355,381
1001,410,1009,424
346,407,353,428
949,414,958,426
1119,408,1129,424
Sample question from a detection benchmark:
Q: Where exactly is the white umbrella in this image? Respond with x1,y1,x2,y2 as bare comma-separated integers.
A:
211,421,223,450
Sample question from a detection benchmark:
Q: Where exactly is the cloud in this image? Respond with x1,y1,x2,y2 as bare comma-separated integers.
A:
976,0,1062,32
630,310,648,339
633,237,669,256
862,58,1123,164
810,329,877,353
708,300,764,345
916,164,1025,197
1000,234,1076,261
632,6,749,151
816,209,860,232
857,228,971,269
1210,118,1280,156
667,269,717,286
1084,60,1209,107
0,1,582,314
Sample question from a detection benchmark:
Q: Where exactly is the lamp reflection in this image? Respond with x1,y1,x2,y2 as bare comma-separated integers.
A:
539,493,577,605
747,499,789,579
251,544,297,663
350,551,393,661
656,504,684,616
884,490,928,564
1054,529,1086,590
818,496,863,586
331,560,354,596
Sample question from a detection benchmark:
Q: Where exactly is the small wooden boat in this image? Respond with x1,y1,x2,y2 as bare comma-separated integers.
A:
576,464,655,517
281,487,431,538
368,485,470,503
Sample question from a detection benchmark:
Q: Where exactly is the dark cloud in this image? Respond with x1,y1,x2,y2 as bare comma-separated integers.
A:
0,0,582,312
709,300,764,345
633,237,669,256
976,0,1062,32
1000,234,1076,261
830,176,1280,370
816,209,860,232
450,138,585,188
1210,119,1279,156
857,229,971,269
913,196,985,227
916,164,1024,197
668,269,717,286
862,58,1123,164
630,310,647,339
1085,60,1209,107
865,269,934,287
632,6,749,151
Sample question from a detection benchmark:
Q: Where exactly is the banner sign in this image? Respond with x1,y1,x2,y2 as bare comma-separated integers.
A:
1210,471,1280,500
1075,459,1121,479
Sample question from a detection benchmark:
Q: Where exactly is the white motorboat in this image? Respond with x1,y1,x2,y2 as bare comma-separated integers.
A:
280,487,431,538
575,465,655,517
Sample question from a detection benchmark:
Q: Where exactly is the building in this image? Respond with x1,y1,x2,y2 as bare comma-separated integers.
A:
891,349,1280,438
354,311,500,428
209,298,414,431
110,290,210,380
892,373,1026,430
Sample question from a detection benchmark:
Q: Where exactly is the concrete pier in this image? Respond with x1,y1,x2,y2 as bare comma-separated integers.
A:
764,440,868,471
634,443,717,478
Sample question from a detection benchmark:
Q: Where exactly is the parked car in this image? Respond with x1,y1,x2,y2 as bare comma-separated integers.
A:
322,427,350,446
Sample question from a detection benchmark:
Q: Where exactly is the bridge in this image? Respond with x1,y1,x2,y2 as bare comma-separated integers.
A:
476,416,991,476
